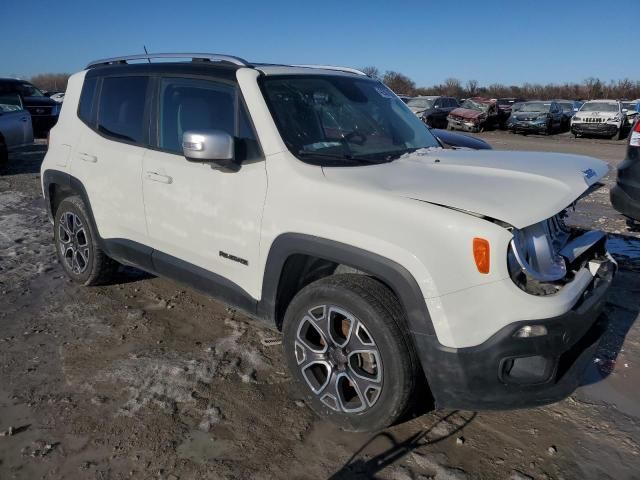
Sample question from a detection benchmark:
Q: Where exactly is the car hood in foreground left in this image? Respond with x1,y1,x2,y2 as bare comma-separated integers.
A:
322,149,608,229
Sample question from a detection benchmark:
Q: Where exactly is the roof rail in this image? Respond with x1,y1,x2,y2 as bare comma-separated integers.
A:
86,53,251,69
291,65,368,76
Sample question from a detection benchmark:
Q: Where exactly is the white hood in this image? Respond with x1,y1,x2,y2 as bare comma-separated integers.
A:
322,149,609,229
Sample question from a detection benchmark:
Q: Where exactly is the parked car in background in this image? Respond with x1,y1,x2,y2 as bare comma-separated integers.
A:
611,118,640,222
447,97,503,132
430,127,492,149
622,100,639,126
496,97,527,116
552,100,576,130
572,100,584,112
397,95,412,104
49,92,65,103
0,93,34,169
0,78,60,137
571,100,626,140
508,101,564,135
407,96,459,128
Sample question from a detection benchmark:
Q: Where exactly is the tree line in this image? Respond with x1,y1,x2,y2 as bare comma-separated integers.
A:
29,73,71,92
26,69,640,101
361,67,640,100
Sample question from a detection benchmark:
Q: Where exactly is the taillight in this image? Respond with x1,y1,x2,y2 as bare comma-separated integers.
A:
634,120,640,133
473,237,490,274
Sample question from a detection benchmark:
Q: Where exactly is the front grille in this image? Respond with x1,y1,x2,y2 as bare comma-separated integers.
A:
545,214,570,251
26,106,53,116
584,117,604,123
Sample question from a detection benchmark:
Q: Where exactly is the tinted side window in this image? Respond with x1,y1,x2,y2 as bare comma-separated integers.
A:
97,76,148,144
159,77,235,154
78,76,98,125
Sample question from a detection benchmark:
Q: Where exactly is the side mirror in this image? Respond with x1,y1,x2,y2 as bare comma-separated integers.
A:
622,108,628,113
182,130,238,172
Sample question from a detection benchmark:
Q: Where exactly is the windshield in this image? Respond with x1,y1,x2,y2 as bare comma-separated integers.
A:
261,75,440,164
559,103,573,112
406,98,434,109
16,82,45,97
519,102,551,113
580,102,619,112
460,99,489,112
623,102,637,110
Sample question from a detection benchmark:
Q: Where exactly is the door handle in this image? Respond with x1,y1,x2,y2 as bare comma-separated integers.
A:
145,171,173,184
77,152,98,163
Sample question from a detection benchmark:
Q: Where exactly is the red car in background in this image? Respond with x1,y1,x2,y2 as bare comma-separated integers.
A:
447,97,507,132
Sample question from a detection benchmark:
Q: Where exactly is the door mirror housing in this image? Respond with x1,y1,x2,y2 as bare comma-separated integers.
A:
182,130,239,171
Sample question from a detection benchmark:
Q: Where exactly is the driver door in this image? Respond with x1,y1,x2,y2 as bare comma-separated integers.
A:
142,75,267,299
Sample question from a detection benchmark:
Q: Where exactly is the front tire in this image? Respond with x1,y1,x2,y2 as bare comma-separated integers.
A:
283,274,419,432
54,196,118,286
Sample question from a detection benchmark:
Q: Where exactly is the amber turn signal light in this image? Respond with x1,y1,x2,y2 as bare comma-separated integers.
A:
473,237,490,274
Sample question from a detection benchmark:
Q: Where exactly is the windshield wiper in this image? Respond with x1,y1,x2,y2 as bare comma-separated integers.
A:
297,150,384,165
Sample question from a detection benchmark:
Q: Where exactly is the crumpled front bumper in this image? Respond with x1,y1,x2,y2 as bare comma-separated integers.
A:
571,122,618,136
412,227,616,411
447,117,480,132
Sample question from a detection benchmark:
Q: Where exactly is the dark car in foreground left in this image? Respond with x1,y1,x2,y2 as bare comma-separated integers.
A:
611,118,640,222
431,128,491,150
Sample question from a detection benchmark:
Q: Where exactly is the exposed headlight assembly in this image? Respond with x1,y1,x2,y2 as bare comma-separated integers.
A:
507,216,569,295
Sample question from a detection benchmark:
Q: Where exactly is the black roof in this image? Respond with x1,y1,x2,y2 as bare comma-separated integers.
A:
85,62,241,81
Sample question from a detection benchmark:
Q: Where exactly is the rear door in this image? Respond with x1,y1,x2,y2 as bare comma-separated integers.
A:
142,75,267,299
70,74,151,262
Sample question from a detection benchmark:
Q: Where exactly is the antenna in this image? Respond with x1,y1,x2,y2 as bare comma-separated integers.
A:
143,46,151,63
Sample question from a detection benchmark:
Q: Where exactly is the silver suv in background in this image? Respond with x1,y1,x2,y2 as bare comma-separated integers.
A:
0,93,34,169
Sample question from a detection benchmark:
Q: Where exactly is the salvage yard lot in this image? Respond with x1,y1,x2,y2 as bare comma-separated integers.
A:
1,133,639,479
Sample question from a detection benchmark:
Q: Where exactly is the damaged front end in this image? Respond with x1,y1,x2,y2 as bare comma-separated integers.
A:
506,210,615,297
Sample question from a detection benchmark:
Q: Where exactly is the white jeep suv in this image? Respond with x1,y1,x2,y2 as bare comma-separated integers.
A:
571,100,626,140
41,53,615,431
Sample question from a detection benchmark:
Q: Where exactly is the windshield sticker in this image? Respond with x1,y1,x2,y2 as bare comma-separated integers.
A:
375,86,395,99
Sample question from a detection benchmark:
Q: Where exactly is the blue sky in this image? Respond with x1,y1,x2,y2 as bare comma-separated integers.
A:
1,0,637,86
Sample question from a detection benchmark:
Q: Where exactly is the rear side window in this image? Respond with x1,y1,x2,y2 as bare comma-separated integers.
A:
78,76,98,125
97,76,148,144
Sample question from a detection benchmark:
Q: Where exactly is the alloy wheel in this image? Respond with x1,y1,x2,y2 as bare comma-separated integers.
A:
294,305,383,413
58,211,90,274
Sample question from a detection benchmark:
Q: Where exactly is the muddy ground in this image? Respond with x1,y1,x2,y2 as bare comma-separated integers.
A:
0,132,639,479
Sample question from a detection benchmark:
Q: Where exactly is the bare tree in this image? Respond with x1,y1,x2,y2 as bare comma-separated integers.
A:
465,79,478,97
444,78,462,98
361,66,380,79
29,73,71,92
382,71,416,96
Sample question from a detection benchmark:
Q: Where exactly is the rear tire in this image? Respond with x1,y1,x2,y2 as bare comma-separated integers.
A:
54,196,118,286
282,274,420,432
